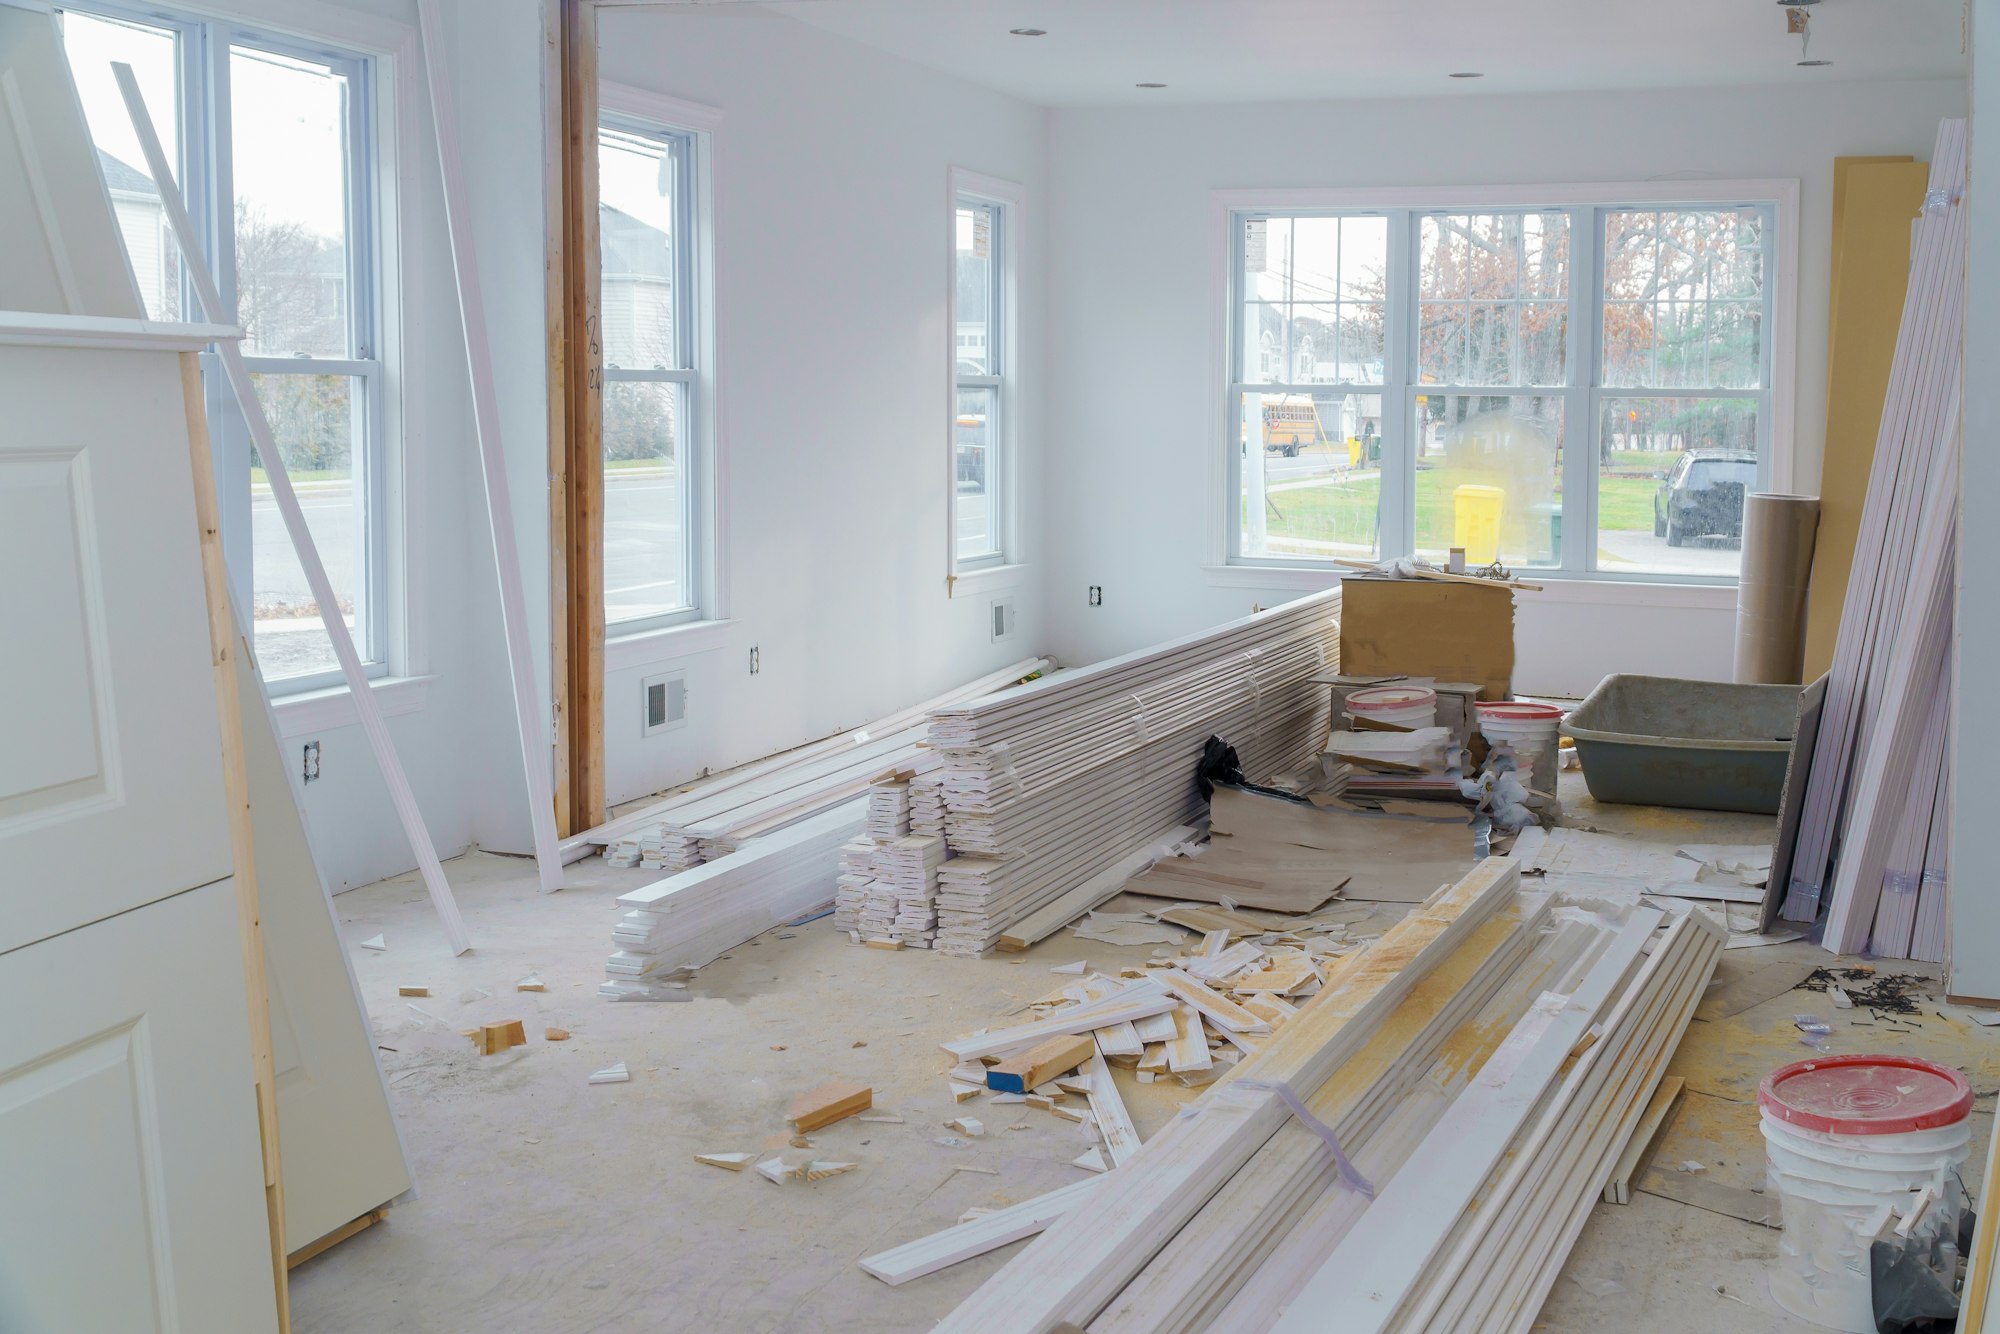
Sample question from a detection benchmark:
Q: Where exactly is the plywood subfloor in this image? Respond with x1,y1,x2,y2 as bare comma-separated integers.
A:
289,778,1999,1333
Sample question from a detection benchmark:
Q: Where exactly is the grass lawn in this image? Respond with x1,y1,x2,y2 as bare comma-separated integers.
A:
251,466,349,486
1255,466,1662,553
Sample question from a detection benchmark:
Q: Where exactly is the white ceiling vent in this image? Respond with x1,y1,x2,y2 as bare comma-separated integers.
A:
642,671,688,735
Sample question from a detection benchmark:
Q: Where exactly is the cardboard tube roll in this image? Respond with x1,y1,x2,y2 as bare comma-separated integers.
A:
1735,493,1821,684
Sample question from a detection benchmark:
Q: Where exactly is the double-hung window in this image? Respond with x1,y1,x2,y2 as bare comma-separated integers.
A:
1226,188,1786,582
599,116,706,632
58,4,386,690
951,178,1014,572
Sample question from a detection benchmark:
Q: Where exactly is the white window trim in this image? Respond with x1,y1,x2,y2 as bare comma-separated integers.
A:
947,166,1023,585
274,673,431,739
1206,179,1800,589
64,0,425,700
600,81,725,638
603,617,735,674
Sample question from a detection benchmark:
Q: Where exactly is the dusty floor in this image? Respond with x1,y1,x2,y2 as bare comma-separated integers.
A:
289,779,2000,1333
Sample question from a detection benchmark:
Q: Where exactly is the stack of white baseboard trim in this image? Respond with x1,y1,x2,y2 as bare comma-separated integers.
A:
568,656,1050,869
1783,119,1964,962
865,857,1720,1334
917,590,1341,956
600,800,866,995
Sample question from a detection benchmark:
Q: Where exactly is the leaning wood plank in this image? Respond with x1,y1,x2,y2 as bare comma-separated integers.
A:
931,856,1521,1333
416,0,562,891
860,1178,1102,1285
117,67,470,955
179,349,292,1329
789,1080,871,1132
1267,908,1663,1333
1603,1075,1686,1205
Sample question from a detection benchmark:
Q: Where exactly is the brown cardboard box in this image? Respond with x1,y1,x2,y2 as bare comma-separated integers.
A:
1337,578,1514,700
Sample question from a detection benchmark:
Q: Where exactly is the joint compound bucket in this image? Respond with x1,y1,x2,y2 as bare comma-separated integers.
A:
1475,701,1564,792
1343,685,1438,729
1759,1055,1974,1332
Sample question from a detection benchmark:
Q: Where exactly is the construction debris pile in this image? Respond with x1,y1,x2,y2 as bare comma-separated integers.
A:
858,857,1725,1334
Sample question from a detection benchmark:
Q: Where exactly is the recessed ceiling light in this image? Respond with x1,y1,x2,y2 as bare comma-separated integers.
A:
1136,82,1167,89
1798,58,1833,66
1009,28,1045,36
1449,71,1484,79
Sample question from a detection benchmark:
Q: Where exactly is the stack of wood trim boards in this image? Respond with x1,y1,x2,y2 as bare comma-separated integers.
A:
593,659,1046,993
1783,119,1964,961
856,856,1723,1334
917,589,1343,956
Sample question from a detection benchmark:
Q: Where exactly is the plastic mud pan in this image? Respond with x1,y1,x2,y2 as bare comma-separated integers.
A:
1564,673,1800,814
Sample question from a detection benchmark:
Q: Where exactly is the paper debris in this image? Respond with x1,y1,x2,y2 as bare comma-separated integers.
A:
951,1082,983,1103
1969,1010,2000,1028
753,1157,791,1185
695,1152,755,1172
935,1136,973,1148
360,934,386,951
589,1062,631,1085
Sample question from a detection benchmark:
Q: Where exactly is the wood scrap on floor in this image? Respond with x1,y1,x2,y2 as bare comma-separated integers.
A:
789,1079,872,1132
1603,1075,1686,1204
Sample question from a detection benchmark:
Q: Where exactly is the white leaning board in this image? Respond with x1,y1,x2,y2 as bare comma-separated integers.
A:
239,632,412,1249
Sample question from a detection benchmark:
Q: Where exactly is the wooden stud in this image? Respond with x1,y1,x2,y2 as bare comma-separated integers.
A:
789,1080,872,1132
557,0,604,833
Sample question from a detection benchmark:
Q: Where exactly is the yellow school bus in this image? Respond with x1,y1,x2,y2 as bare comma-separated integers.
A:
1254,395,1323,457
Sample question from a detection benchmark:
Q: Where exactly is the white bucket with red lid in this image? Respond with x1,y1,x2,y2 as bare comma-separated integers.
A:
1475,701,1564,790
1343,685,1437,729
1758,1054,1973,1332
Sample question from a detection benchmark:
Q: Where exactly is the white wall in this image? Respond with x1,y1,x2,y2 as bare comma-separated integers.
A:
1038,79,1966,695
591,6,1049,810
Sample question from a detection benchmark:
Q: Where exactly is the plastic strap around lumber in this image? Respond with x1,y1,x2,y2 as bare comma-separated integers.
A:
1267,905,1666,1334
1228,1078,1373,1198
930,856,1520,1334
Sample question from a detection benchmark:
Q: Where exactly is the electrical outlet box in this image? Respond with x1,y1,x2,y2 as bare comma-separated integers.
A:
748,646,760,675
989,596,1016,643
642,671,688,735
1088,585,1103,607
302,739,320,783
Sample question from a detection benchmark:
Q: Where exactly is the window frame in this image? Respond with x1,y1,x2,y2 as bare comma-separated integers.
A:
598,83,720,640
947,167,1023,580
1211,180,1797,588
58,0,393,695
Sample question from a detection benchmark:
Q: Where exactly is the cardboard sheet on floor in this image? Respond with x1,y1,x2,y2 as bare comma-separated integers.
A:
1126,786,1476,907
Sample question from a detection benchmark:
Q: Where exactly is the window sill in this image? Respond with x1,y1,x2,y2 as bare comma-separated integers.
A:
1201,564,1738,608
949,562,1029,597
605,618,736,673
274,675,433,739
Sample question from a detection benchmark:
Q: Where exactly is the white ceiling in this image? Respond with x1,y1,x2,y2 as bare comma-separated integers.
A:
761,0,1967,107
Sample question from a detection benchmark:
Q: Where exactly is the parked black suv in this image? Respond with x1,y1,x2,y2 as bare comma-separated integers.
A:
1654,450,1756,546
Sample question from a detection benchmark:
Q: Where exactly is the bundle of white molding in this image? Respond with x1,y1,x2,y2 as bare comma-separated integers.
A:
869,858,1720,1334
565,656,1050,868
919,590,1341,956
1783,119,1964,962
600,800,865,993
